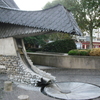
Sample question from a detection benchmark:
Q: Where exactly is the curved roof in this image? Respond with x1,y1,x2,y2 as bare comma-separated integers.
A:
0,4,82,38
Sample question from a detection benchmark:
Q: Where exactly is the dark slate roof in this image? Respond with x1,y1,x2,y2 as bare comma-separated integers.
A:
0,4,82,38
0,0,19,9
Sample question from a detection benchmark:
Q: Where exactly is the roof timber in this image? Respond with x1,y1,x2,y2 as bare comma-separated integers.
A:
0,4,82,38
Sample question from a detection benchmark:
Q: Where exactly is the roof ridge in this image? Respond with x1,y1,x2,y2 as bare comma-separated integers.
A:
43,4,62,10
0,5,45,12
0,4,66,12
43,4,71,12
62,6,74,29
0,5,20,11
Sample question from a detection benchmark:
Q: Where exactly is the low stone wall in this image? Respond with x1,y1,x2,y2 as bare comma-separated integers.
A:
0,55,41,85
0,55,19,74
28,52,100,69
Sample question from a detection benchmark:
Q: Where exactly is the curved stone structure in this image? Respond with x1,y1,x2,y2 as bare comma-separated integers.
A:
0,37,55,86
0,0,82,85
42,82,100,100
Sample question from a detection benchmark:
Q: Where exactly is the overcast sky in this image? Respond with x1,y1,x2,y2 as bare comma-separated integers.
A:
14,0,53,11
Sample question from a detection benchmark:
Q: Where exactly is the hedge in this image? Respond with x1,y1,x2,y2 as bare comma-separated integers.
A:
42,39,76,53
68,49,90,56
89,48,100,56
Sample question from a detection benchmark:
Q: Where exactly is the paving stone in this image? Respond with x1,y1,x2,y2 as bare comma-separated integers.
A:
0,67,100,100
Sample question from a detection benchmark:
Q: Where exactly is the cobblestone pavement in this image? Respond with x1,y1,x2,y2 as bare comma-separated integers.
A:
0,67,100,100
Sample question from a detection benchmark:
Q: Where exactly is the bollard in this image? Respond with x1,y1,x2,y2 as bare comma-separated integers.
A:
4,81,12,91
18,95,29,100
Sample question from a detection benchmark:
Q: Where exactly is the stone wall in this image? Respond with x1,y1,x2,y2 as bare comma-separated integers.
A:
0,55,41,86
0,55,18,74
28,52,100,70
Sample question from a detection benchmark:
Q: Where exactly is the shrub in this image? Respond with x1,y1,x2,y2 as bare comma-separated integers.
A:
68,50,79,55
79,51,89,56
68,49,90,56
42,39,76,53
89,48,100,56
26,49,33,52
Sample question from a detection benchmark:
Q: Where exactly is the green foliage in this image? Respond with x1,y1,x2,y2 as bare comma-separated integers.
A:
27,48,42,52
79,51,89,56
26,49,33,52
68,50,79,55
68,49,90,56
77,0,100,48
24,35,47,46
45,33,72,41
24,34,48,51
42,39,76,53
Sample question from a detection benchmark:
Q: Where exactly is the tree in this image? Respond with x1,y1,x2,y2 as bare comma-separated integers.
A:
78,0,100,48
45,33,72,41
43,0,100,48
24,35,47,49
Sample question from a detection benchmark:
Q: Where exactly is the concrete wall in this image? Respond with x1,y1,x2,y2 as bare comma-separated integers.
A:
28,52,100,69
0,37,17,56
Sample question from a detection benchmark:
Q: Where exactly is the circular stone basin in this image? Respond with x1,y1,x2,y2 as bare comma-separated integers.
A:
42,82,100,100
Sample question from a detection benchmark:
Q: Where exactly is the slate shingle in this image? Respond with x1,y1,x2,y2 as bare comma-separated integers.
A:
0,4,82,38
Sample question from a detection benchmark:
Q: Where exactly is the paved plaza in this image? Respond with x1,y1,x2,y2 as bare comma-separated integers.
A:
0,66,100,100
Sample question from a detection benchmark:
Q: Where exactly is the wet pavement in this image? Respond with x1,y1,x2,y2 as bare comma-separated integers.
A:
0,66,100,100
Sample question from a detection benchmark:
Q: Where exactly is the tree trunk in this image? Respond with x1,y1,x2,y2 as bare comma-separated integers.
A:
89,29,93,49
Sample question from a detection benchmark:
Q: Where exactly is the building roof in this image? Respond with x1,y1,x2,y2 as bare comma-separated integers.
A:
0,3,82,38
0,0,19,9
